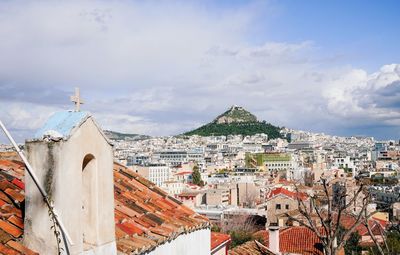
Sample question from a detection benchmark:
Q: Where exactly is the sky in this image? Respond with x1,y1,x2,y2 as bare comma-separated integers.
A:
0,0,399,142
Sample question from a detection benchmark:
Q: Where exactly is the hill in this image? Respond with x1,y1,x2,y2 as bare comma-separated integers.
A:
184,106,283,138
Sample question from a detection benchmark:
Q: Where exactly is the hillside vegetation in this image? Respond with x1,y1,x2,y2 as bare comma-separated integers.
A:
184,106,282,138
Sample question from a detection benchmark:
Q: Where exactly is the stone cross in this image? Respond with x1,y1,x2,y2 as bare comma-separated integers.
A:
70,87,84,112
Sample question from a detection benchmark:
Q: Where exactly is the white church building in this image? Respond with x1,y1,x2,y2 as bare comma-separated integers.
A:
21,109,211,255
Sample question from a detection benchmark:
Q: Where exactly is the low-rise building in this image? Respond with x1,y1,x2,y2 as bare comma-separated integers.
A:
265,187,307,226
177,191,205,209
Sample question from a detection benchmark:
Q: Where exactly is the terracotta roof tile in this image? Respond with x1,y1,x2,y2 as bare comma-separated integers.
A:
10,180,24,190
254,227,324,255
0,199,7,207
267,187,307,201
0,192,12,204
115,200,142,218
117,222,144,235
0,162,38,255
0,228,13,244
7,216,23,230
0,181,16,193
6,240,38,255
0,220,22,238
0,243,20,255
0,205,22,219
132,217,153,229
4,189,24,203
115,225,127,239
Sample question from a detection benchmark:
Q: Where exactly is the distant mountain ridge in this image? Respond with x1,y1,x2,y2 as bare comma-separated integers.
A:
104,130,150,141
184,106,283,138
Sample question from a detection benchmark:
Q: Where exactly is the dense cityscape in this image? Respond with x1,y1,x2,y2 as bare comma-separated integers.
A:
1,1,400,254
106,106,400,254
1,105,400,254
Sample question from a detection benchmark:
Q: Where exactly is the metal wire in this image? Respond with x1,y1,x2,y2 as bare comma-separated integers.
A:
0,120,72,255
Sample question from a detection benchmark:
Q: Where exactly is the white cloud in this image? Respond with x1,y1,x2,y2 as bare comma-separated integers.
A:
323,64,400,126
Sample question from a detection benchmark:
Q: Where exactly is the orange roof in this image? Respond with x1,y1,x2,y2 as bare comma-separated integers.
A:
254,227,324,255
267,187,307,201
0,161,38,255
338,214,385,237
211,232,231,251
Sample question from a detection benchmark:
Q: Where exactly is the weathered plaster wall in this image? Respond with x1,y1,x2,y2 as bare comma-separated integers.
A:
24,118,116,255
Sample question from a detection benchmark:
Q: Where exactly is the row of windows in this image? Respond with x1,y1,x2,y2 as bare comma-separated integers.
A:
149,173,169,178
267,163,291,167
160,155,187,159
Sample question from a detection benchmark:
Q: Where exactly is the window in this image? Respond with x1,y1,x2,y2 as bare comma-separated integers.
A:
276,204,281,210
285,204,289,210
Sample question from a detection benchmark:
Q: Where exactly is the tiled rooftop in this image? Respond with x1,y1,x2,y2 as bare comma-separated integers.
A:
337,213,386,237
113,162,210,254
267,187,307,201
0,160,38,255
254,227,324,255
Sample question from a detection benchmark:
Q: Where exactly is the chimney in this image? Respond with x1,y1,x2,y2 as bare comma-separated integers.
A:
268,222,280,254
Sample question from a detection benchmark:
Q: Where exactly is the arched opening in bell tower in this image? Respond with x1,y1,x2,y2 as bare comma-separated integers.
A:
82,154,98,249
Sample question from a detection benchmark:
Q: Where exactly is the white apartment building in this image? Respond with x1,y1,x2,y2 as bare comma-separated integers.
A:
135,163,171,187
332,155,357,176
153,151,188,166
265,160,293,172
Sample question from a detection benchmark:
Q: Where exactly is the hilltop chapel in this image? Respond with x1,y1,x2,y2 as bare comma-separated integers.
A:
0,90,211,254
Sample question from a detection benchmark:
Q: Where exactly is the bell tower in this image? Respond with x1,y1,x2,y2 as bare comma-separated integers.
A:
24,110,116,255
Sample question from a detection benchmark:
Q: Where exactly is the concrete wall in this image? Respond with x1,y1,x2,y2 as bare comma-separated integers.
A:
146,228,211,255
237,182,260,207
24,118,116,255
